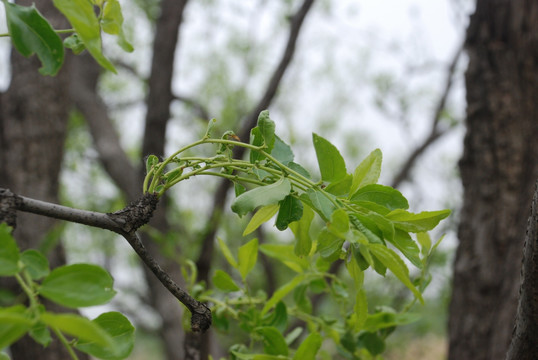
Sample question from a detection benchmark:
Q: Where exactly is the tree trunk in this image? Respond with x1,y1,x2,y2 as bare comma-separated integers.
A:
506,180,538,359
0,1,89,359
448,1,538,359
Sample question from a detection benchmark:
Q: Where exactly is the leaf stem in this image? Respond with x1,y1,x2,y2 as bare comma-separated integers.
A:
51,327,79,360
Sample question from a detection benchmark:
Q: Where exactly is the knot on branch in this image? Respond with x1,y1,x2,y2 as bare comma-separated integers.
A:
190,302,212,333
0,188,22,229
108,193,159,234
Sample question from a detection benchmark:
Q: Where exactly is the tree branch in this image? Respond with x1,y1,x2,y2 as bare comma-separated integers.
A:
0,188,211,333
196,0,316,284
391,43,463,188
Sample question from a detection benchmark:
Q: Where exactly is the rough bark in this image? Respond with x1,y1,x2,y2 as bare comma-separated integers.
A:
0,1,89,358
448,1,538,359
506,180,538,359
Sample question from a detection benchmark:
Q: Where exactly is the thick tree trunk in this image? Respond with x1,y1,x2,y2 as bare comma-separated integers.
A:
0,1,89,359
448,1,538,359
506,180,538,359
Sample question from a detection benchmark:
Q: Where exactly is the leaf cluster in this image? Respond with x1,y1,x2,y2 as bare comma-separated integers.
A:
0,224,134,360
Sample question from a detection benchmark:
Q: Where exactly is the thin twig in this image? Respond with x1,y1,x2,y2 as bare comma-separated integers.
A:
391,43,464,188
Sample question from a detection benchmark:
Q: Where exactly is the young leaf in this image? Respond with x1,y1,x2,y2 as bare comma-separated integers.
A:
306,188,336,221
289,205,314,257
63,33,85,54
259,244,309,273
325,174,352,196
4,3,64,76
261,274,306,315
293,332,322,360
417,232,432,256
275,195,303,231
75,312,135,360
234,182,246,197
212,270,240,292
40,264,116,308
287,161,310,179
29,322,51,347
263,302,288,333
363,311,421,332
386,209,451,232
350,184,409,210
231,178,291,217
0,224,20,276
40,312,114,348
255,326,288,356
312,133,347,183
101,0,133,52
21,250,50,280
249,127,265,164
354,289,368,332
243,204,279,236
389,230,422,268
328,208,350,239
349,149,382,196
238,238,258,280
358,332,386,356
217,237,238,269
53,0,116,73
271,136,294,165
257,110,276,152
317,228,344,262
367,244,424,304
0,305,33,349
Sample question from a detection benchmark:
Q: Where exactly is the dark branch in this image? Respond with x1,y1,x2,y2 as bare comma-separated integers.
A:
391,43,463,188
0,188,211,333
173,93,211,121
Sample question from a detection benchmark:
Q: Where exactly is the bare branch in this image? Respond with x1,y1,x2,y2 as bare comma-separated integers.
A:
391,43,464,188
173,93,211,121
1,188,211,333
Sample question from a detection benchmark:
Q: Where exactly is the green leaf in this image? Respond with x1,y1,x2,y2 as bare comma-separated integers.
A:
271,136,294,165
417,232,432,256
204,118,217,138
350,184,409,210
358,332,385,356
0,224,20,276
363,311,421,332
249,127,265,164
262,274,306,315
20,250,50,280
287,161,310,179
293,332,322,360
386,209,451,232
361,211,395,242
63,33,85,54
325,174,352,196
389,230,422,268
75,312,135,360
53,0,116,72
306,188,335,221
263,302,288,333
0,305,33,349
275,195,303,231
255,326,288,356
289,205,314,257
259,244,309,273
100,0,133,52
238,238,258,280
40,312,114,348
346,253,364,289
231,178,291,217
327,208,349,239
40,264,116,308
317,228,344,261
145,154,159,174
212,270,240,292
4,2,64,76
234,182,247,197
349,148,382,196
29,322,52,346
217,237,238,269
243,204,279,236
352,215,384,244
312,133,347,183
367,244,424,304
257,110,276,153
353,289,368,331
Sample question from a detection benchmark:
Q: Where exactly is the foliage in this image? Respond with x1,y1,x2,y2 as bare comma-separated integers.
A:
0,223,134,359
1,2,451,359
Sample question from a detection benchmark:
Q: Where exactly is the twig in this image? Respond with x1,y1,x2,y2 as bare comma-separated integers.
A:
391,43,464,188
0,188,211,333
196,0,316,284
